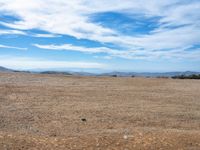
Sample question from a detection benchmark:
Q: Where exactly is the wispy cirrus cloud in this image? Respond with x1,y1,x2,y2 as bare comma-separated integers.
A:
0,44,27,50
0,0,200,61
32,33,61,38
33,43,122,54
0,56,106,70
0,29,60,38
0,29,26,35
33,43,200,60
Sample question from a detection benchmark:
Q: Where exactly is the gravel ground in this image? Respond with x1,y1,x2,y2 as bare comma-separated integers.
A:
0,72,200,150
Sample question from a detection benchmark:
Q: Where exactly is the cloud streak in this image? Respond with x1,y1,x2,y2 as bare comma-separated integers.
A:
0,44,27,50
0,29,26,35
33,43,200,60
32,33,61,38
0,56,106,70
0,0,200,60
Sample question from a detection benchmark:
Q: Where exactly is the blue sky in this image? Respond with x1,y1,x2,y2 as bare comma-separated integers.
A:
0,0,200,72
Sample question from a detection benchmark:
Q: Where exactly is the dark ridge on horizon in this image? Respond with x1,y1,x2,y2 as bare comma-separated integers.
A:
0,66,14,72
0,66,200,77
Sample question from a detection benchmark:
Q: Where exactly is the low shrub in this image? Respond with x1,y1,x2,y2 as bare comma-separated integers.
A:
172,74,200,79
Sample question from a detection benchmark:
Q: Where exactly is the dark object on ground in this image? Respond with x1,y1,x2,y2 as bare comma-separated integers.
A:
112,75,117,77
172,74,200,79
81,118,87,122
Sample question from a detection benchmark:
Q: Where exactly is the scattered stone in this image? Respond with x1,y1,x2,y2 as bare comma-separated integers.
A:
123,135,128,140
81,118,87,122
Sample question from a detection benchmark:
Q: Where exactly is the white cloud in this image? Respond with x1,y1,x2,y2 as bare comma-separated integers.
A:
33,43,200,60
129,25,200,50
0,0,199,59
0,44,27,50
33,43,123,54
0,56,106,70
32,33,61,38
0,29,60,38
0,29,26,35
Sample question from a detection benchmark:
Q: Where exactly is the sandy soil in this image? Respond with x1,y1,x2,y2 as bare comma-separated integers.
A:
0,72,200,150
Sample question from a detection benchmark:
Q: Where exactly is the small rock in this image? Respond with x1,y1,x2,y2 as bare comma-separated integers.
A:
123,135,128,140
81,118,87,122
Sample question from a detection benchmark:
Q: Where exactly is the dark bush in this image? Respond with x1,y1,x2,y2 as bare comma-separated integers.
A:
112,75,117,77
172,74,200,79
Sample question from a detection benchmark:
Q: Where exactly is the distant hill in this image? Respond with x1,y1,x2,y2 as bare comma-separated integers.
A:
40,71,72,75
40,71,95,76
0,66,31,73
0,66,199,78
71,72,96,76
99,71,200,77
0,66,14,72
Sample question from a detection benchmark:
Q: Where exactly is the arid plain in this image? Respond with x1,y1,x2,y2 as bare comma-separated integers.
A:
0,72,200,150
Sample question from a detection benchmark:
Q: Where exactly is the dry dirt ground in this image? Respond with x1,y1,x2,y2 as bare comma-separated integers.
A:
0,72,200,150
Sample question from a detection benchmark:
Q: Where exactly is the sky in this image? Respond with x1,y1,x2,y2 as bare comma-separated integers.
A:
0,0,200,72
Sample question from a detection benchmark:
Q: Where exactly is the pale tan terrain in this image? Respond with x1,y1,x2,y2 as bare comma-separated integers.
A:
0,72,200,150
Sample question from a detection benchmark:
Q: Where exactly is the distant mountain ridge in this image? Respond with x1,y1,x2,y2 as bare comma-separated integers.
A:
0,66,14,72
99,71,200,77
40,71,95,76
0,66,199,77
